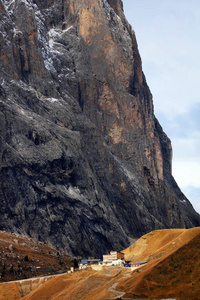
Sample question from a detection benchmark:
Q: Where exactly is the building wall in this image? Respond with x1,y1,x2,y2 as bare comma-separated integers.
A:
103,255,113,262
117,252,124,259
110,252,117,260
104,252,124,262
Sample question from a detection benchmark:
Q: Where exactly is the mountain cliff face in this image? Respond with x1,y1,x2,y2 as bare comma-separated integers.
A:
0,0,199,257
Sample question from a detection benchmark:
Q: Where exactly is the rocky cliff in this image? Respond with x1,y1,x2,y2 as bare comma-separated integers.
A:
0,0,199,257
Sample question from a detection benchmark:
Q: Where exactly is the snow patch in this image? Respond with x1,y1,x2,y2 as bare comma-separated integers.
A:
102,0,110,13
20,109,25,115
46,97,59,103
179,199,187,204
66,186,88,204
113,155,137,181
33,4,53,71
17,108,33,119
1,0,14,15
3,0,33,14
13,28,23,37
102,0,120,21
18,0,33,9
2,0,15,10
0,79,5,86
48,27,73,40
102,0,132,54
48,27,73,50
63,25,73,33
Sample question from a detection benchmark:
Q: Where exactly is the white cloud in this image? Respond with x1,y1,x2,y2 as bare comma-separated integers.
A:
173,161,200,188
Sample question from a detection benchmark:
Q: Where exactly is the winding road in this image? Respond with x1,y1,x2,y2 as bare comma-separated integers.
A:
107,281,125,299
106,271,176,300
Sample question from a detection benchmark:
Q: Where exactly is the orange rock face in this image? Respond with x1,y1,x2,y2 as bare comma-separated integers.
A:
67,0,165,184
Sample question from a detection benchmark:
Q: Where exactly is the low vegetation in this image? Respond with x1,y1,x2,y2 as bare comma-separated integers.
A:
0,231,73,283
118,227,200,299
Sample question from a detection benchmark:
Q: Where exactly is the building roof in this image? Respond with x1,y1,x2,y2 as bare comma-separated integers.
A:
132,261,148,266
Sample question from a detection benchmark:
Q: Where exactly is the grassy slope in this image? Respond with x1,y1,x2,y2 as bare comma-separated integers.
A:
1,228,200,300
0,283,21,300
0,231,72,281
118,227,200,299
21,267,128,300
123,227,200,263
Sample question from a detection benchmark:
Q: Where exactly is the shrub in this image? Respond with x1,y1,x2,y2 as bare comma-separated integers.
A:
24,255,29,262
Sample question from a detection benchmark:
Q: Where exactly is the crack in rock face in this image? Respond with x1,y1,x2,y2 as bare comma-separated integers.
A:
0,0,199,257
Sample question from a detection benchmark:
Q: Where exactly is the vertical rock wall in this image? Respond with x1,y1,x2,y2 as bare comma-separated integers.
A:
0,0,199,256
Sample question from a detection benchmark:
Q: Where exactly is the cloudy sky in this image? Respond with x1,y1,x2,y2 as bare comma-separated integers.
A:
123,0,200,213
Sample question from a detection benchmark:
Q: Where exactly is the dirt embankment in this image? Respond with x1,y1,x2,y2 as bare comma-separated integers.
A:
0,276,53,299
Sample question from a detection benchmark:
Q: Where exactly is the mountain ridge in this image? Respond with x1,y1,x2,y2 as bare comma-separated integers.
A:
0,0,199,257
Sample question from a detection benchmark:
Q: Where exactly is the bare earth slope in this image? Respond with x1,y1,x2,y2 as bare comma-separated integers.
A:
0,0,199,257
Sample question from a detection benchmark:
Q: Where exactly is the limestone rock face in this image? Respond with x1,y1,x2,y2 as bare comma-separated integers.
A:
0,0,199,257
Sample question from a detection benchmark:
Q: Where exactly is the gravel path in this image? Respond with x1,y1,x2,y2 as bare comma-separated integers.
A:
106,271,176,300
106,281,125,299
106,271,131,299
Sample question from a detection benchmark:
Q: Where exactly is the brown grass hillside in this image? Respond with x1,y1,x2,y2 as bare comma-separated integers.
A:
1,228,200,300
0,231,73,283
118,229,200,299
123,227,200,263
21,267,129,300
